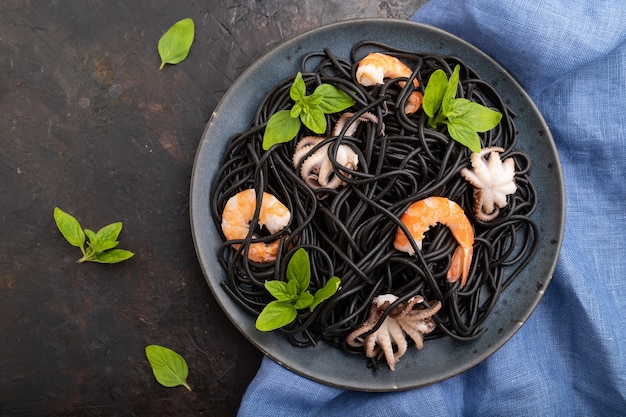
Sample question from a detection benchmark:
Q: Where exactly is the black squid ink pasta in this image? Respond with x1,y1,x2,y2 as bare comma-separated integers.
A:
210,41,538,367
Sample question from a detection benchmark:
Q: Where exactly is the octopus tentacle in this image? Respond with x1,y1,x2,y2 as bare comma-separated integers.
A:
331,111,384,137
295,142,358,189
346,300,387,347
386,319,407,370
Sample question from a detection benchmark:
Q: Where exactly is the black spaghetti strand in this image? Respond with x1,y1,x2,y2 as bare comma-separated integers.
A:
209,43,538,365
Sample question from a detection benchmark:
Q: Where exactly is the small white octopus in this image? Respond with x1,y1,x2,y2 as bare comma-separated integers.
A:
460,146,517,222
292,112,380,190
346,294,441,371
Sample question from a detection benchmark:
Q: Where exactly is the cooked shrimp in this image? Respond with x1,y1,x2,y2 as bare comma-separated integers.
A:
356,52,423,114
394,197,474,287
221,189,291,263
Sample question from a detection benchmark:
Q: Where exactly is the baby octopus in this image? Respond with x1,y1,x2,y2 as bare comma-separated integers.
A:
460,147,517,222
292,112,380,190
346,294,441,371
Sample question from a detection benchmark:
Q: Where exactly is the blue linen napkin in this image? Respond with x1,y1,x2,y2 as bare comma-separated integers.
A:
237,1,626,415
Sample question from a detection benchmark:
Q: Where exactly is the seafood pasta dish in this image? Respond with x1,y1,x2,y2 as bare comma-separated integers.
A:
210,41,537,371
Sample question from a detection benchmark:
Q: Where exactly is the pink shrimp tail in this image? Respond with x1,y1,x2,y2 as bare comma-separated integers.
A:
404,91,423,114
448,245,473,287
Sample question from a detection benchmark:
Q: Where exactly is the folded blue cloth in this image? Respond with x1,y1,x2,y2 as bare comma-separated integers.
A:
237,1,626,415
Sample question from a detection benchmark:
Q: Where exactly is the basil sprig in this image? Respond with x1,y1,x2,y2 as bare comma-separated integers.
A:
422,65,502,152
145,345,191,391
262,72,355,150
53,207,134,264
255,248,341,331
158,18,195,70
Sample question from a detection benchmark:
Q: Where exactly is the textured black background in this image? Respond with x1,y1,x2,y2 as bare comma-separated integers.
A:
0,1,425,415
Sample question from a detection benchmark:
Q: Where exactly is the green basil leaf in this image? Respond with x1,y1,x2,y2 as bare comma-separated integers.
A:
84,235,119,254
95,222,123,244
290,72,306,102
95,240,119,251
93,249,134,264
442,65,461,114
84,226,119,252
145,345,191,391
286,248,310,293
313,84,355,114
264,280,293,301
422,69,448,117
310,276,341,311
303,92,324,107
54,207,85,249
158,18,195,70
290,102,303,118
255,300,297,331
294,290,314,309
300,106,326,134
459,102,502,132
286,278,299,298
84,229,98,245
445,118,482,153
445,98,473,119
263,110,301,150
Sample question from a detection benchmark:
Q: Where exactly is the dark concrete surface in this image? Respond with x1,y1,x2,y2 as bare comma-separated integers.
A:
0,1,425,415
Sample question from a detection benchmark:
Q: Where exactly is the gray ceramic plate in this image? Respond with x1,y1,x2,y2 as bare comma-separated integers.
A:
190,19,565,391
